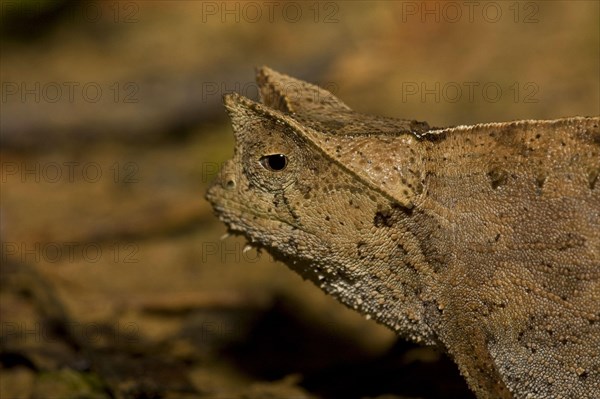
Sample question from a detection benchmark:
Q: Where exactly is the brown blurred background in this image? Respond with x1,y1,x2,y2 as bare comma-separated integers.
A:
1,1,598,398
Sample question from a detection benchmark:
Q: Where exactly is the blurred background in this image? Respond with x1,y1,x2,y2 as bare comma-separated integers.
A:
1,1,598,398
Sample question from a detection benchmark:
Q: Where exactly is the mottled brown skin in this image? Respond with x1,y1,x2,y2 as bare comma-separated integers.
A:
206,67,600,399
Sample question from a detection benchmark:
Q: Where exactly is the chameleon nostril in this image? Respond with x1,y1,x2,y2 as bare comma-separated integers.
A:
225,178,236,189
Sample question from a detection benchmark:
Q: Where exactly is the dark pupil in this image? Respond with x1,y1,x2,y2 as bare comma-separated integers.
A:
261,154,287,171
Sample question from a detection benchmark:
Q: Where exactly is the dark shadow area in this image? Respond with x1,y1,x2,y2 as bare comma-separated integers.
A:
221,299,474,399
0,0,76,42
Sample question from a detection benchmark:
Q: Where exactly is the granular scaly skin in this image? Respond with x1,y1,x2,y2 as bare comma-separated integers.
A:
206,67,600,399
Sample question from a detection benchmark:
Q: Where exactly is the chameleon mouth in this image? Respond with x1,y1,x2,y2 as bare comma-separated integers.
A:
206,182,303,237
207,195,295,245
206,193,329,273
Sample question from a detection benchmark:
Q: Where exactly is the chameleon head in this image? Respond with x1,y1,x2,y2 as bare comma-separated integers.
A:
205,92,381,284
205,68,436,344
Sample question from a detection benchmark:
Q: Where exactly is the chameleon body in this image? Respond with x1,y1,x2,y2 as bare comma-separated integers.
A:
206,67,600,398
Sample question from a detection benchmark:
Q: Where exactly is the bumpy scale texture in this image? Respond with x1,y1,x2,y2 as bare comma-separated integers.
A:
206,67,600,399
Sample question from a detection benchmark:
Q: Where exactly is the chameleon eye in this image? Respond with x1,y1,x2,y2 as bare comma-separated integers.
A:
260,154,288,171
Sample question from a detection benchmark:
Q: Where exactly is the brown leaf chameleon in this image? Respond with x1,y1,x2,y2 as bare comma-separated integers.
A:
205,67,600,399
